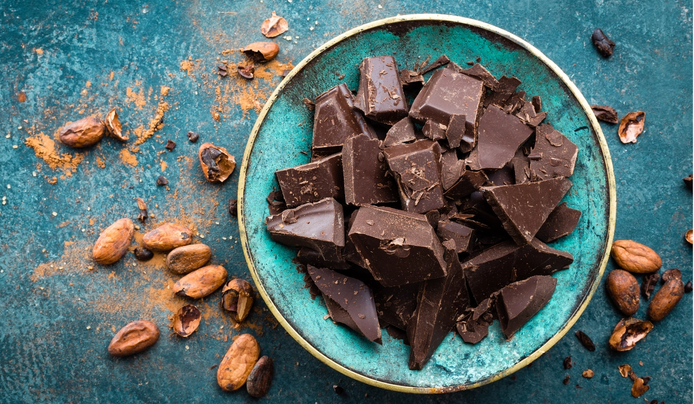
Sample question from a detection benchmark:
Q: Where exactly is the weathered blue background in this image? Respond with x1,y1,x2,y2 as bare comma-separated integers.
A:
0,1,691,403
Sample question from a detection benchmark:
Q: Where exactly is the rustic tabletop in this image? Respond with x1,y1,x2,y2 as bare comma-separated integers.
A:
0,1,691,403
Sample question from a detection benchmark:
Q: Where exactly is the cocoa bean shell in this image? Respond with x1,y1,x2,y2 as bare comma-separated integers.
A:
198,142,236,183
166,244,212,275
647,278,684,321
172,304,201,337
217,334,260,391
142,223,192,252
108,320,160,357
606,269,640,316
173,265,227,299
92,218,134,265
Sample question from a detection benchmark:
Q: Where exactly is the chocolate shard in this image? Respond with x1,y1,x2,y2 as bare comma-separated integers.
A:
275,153,344,208
503,90,526,115
440,150,465,191
529,124,578,180
483,75,521,107
462,238,572,303
343,134,398,206
407,240,468,370
399,69,425,89
466,105,534,171
312,84,374,153
535,202,582,243
266,198,345,261
348,206,447,287
445,114,469,150
486,164,515,186
459,63,499,90
383,140,446,213
456,298,494,344
445,170,489,199
436,220,475,253
409,67,485,135
497,275,557,339
383,117,416,148
297,247,351,270
515,99,546,128
481,178,573,245
511,148,531,184
422,120,447,141
419,54,450,75
458,190,503,230
307,265,381,343
374,284,419,330
354,56,408,125
531,96,542,113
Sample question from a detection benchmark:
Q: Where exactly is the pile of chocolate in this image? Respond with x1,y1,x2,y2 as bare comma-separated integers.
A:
265,55,581,370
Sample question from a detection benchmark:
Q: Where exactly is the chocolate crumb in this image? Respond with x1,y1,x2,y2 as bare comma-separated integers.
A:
575,330,596,351
218,64,228,78
685,281,692,293
187,131,200,143
562,375,570,385
165,140,176,151
419,54,450,75
332,385,344,395
563,356,573,369
156,175,168,186
302,98,315,111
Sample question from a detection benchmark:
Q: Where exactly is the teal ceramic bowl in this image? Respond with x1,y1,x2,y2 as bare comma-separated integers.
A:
238,14,616,393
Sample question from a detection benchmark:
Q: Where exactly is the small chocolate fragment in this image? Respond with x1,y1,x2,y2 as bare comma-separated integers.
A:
563,375,571,385
228,199,238,217
275,153,344,208
399,69,425,89
307,265,381,343
134,247,153,261
497,275,557,339
419,54,450,75
353,56,408,125
156,175,168,186
302,98,315,110
266,190,286,215
456,314,490,344
218,64,228,77
383,117,416,148
529,124,578,180
591,28,615,58
445,114,468,150
342,134,398,206
422,120,446,141
408,240,468,369
237,62,255,80
383,140,445,214
463,238,573,303
535,202,582,243
467,105,534,170
511,149,531,184
503,91,527,115
575,330,596,352
436,220,475,253
459,63,499,89
482,178,572,245
266,198,345,261
445,170,488,199
457,190,503,230
296,247,351,271
348,206,447,287
312,84,374,154
591,105,619,124
409,67,485,133
686,281,693,293
198,143,236,183
515,99,546,127
483,76,521,108
563,356,573,370
486,164,515,186
641,273,660,300
531,96,542,113
440,150,465,191
375,284,419,330
618,111,645,144
165,139,176,151
187,131,200,143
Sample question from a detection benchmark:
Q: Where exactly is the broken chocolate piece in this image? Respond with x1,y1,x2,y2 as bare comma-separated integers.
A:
266,198,345,261
275,153,344,208
436,220,475,253
312,84,373,153
591,105,619,124
348,206,447,287
266,189,286,215
307,265,381,343
354,56,408,125
296,247,351,270
422,120,447,141
591,28,615,58
481,178,573,245
462,238,573,303
456,311,491,344
445,114,469,150
531,96,542,113
511,148,531,184
409,67,485,135
497,275,557,339
483,76,521,107
486,164,515,186
528,124,578,181
399,69,425,89
440,150,465,191
383,140,445,214
535,202,582,243
408,240,468,369
515,99,546,127
459,63,499,89
342,134,398,206
383,117,416,147
375,284,419,330
419,54,450,75
445,170,489,199
467,105,534,170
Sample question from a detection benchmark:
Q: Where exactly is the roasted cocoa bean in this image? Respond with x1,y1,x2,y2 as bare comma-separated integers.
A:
173,265,227,299
166,244,212,275
92,218,134,265
142,223,192,252
246,356,274,398
217,334,260,391
108,320,160,357
611,240,661,273
606,269,640,316
647,276,684,321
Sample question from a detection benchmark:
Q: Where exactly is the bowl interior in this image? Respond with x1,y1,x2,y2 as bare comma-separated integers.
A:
239,16,613,392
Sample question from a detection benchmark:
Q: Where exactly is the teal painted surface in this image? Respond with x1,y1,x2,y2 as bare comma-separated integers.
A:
242,18,611,389
0,0,690,403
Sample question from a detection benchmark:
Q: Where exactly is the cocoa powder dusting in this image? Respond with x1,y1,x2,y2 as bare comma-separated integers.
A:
25,131,85,174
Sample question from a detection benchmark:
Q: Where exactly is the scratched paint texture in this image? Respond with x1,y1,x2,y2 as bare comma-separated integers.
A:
0,1,691,403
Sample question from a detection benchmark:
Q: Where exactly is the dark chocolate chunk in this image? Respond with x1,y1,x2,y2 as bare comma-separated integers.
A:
348,206,447,287
445,170,489,199
354,56,408,125
516,99,546,128
467,105,534,170
486,164,515,186
503,90,527,115
497,275,557,339
383,140,445,213
511,148,531,184
422,120,447,141
425,210,440,229
419,54,450,75
462,238,573,303
266,189,286,215
641,273,660,300
457,190,503,230
445,114,468,150
297,247,351,270
187,131,200,143
535,202,582,243
459,63,499,89
563,375,571,385
323,292,359,330
575,330,596,352
529,124,578,181
531,96,542,113
481,178,573,245
307,265,381,343
399,69,425,89
165,139,176,151
275,153,344,208
342,134,398,206
563,356,573,370
483,76,521,107
332,385,344,395
375,284,419,330
409,68,485,134
266,198,345,261
312,84,373,153
591,28,615,58
440,150,465,191
156,175,168,186
437,220,475,253
591,105,619,124
456,313,490,344
383,117,416,148
408,240,468,369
